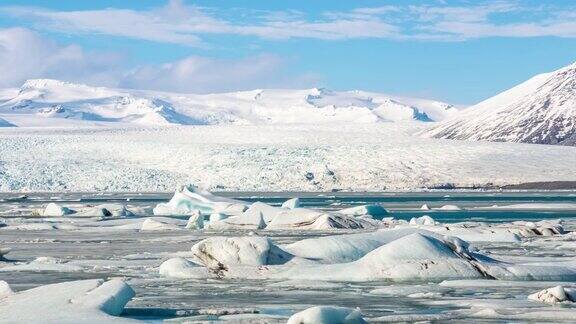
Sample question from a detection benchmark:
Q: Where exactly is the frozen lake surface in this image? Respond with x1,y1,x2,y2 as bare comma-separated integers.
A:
1,191,576,322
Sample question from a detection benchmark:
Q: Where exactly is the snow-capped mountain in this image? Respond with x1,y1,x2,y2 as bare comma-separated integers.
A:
0,79,458,127
424,62,576,146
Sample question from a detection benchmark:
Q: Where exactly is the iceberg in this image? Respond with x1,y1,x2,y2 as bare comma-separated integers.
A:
153,185,247,216
190,236,293,268
339,204,389,218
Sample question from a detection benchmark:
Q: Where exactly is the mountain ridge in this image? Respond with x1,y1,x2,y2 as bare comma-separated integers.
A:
0,79,458,127
424,62,576,146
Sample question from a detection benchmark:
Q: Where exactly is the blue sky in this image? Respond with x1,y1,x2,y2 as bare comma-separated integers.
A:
1,0,576,104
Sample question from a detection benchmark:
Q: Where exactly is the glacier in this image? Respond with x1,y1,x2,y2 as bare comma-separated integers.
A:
0,123,574,192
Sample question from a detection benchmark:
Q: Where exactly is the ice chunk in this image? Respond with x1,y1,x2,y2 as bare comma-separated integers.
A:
76,204,134,218
6,223,58,231
421,204,430,210
43,203,74,216
287,306,366,324
70,279,135,316
0,281,13,298
349,233,483,280
207,212,266,230
512,220,564,237
242,202,284,223
410,215,437,226
267,209,377,230
0,279,135,322
209,213,227,222
435,205,462,211
159,257,207,279
0,246,10,259
0,256,84,272
76,207,113,217
339,204,389,218
140,218,181,231
528,286,576,304
413,222,521,243
190,236,292,268
281,198,301,209
185,210,204,229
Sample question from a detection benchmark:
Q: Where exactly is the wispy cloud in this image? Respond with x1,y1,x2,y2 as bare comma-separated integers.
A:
1,0,397,46
121,54,319,93
2,1,576,46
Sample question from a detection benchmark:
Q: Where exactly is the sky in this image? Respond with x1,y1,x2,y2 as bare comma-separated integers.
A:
1,0,576,104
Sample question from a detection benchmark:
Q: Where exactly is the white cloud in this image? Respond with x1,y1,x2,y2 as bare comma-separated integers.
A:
0,27,122,88
4,1,576,45
1,0,399,46
0,27,318,92
120,54,318,93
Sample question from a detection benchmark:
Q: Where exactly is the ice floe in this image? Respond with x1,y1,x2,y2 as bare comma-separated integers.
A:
287,306,367,324
76,204,134,218
479,203,576,210
140,218,181,231
0,279,135,323
0,256,84,272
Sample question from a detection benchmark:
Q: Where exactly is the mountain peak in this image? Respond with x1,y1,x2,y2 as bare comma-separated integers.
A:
424,61,576,146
